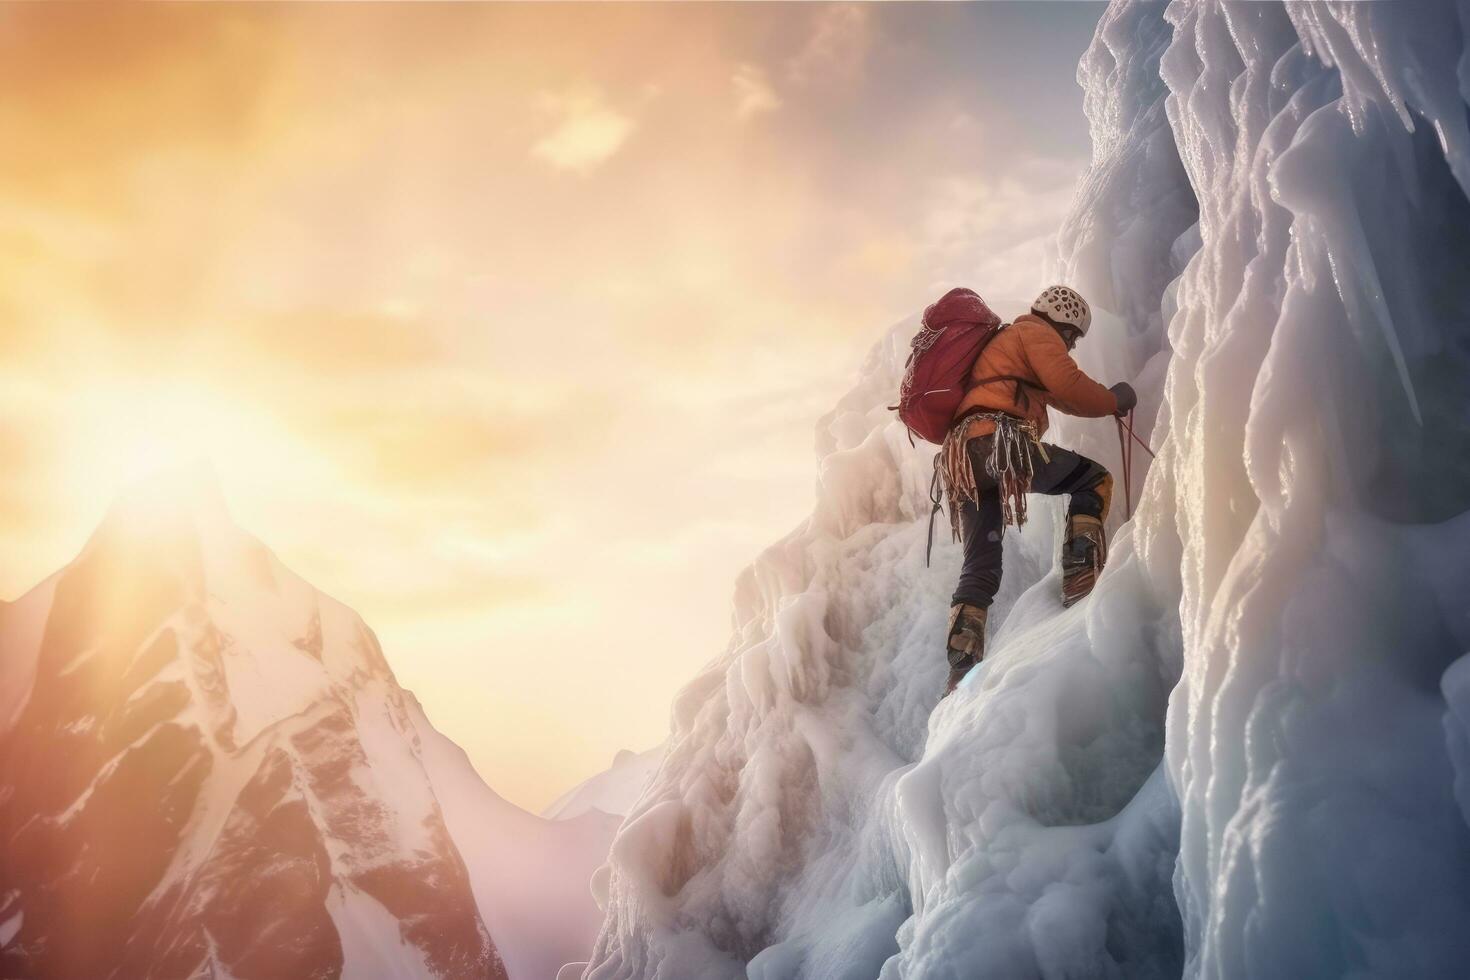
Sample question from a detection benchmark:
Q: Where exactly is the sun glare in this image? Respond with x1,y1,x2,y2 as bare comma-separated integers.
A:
61,382,311,519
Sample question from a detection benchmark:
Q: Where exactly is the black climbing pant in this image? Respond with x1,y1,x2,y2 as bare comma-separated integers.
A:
951,433,1111,609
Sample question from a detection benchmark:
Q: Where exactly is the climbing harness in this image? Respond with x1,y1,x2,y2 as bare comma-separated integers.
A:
945,410,1047,525
925,401,1156,564
926,409,1047,565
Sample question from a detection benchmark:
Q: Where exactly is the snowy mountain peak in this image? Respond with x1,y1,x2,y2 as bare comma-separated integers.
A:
0,490,507,980
50,470,397,749
84,462,270,603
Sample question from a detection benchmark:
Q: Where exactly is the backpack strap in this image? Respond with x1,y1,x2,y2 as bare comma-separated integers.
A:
971,374,1047,390
926,458,943,567
970,374,1048,411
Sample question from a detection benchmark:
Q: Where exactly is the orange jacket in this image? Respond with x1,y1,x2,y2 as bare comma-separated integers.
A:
952,313,1117,438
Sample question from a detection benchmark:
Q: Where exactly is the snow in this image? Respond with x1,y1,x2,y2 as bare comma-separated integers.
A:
89,470,455,883
544,747,665,821
0,910,22,948
143,731,274,907
348,681,440,858
583,3,1470,978
328,883,436,980
69,466,344,747
409,696,621,980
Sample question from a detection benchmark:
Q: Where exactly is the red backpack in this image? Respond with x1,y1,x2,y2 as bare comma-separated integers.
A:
895,287,1002,444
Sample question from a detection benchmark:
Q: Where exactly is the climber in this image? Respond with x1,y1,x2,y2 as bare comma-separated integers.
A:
940,285,1136,696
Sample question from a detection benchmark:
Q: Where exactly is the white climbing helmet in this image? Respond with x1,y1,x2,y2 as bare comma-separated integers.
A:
1031,285,1092,335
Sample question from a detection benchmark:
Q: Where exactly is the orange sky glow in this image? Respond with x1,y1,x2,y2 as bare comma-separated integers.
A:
0,3,1100,810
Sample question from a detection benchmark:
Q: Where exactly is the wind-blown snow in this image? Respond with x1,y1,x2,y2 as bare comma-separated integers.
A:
583,3,1470,978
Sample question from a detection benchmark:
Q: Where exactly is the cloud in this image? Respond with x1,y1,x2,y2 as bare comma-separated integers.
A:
272,373,619,501
732,63,781,120
0,422,54,546
311,402,530,484
0,0,1105,810
530,92,635,176
919,161,1083,302
787,4,872,88
0,5,280,200
232,309,445,373
351,562,549,616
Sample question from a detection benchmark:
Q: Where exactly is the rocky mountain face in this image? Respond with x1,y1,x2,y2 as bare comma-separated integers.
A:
0,474,507,980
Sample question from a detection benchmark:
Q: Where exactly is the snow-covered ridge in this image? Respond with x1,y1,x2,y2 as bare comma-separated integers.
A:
583,3,1470,978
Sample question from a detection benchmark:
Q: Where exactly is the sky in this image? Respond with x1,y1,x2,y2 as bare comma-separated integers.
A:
0,2,1104,812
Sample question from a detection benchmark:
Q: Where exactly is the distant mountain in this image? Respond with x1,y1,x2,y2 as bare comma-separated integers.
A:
543,747,663,822
0,469,606,979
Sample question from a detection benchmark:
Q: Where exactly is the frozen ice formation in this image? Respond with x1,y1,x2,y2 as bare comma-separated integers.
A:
583,3,1470,978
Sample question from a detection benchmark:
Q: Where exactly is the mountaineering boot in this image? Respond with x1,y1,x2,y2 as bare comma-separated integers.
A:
1061,514,1106,607
943,603,988,696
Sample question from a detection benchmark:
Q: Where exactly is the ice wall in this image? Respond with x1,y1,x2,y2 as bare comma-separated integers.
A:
583,2,1470,977
1156,3,1470,976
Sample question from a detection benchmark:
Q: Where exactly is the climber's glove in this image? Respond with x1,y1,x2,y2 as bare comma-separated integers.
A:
1109,382,1138,416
